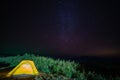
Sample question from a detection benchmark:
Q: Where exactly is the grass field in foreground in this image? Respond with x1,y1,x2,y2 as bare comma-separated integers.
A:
0,53,120,80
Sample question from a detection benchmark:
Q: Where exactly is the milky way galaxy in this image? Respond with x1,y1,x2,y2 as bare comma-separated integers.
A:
53,1,80,53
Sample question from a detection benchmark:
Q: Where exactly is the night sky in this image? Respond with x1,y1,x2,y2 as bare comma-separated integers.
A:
1,0,120,56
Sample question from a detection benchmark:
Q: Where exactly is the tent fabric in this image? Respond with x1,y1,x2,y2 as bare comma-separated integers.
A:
7,60,39,77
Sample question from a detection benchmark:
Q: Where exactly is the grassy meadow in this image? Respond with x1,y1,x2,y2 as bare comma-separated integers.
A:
0,53,120,80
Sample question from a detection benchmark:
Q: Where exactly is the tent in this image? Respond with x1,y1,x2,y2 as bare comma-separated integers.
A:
7,60,39,77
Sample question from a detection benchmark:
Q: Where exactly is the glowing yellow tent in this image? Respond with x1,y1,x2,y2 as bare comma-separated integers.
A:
7,60,39,77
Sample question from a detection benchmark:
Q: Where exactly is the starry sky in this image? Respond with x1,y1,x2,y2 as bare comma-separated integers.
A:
1,0,120,56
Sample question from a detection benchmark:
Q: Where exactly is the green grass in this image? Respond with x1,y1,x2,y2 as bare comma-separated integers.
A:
0,53,120,80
